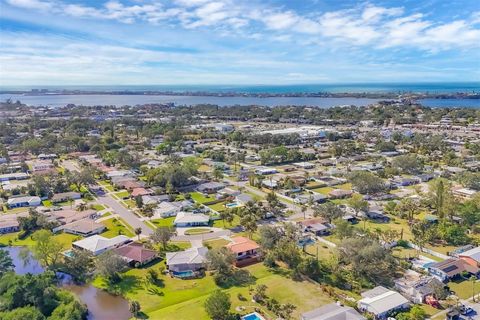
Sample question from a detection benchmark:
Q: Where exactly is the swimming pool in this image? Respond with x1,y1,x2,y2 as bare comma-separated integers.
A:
241,312,265,320
63,250,74,258
172,270,195,278
226,202,239,208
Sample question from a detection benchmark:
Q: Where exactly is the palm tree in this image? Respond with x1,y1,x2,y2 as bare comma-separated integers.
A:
129,300,141,319
134,227,142,241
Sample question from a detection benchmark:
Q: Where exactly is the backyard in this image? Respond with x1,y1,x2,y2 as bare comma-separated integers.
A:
92,262,334,319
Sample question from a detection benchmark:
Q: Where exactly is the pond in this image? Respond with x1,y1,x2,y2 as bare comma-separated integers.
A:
3,246,132,320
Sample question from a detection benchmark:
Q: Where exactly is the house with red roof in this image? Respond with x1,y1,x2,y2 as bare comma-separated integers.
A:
225,236,261,267
114,242,158,267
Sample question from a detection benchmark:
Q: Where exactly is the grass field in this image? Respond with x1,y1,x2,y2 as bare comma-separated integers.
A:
93,262,333,319
113,190,130,199
151,217,175,228
101,217,135,238
91,204,106,211
311,186,334,195
184,228,212,235
0,231,80,249
191,192,216,204
203,238,230,249
207,201,227,212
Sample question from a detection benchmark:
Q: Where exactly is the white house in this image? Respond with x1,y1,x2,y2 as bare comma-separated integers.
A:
72,235,131,256
153,201,182,218
358,286,409,319
7,196,41,208
174,212,210,227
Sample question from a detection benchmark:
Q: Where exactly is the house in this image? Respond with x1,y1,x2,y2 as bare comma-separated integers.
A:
235,193,253,205
48,209,98,225
262,179,278,189
114,242,158,267
358,286,410,319
294,193,327,204
0,172,29,182
453,188,478,200
60,219,105,237
301,303,366,320
106,170,133,179
342,214,359,224
366,209,390,223
298,218,332,236
328,189,353,199
166,246,208,276
393,177,419,187
72,235,131,256
394,270,444,304
294,162,315,169
31,160,55,173
51,192,81,204
196,181,225,194
0,219,20,234
218,187,241,197
153,201,182,218
255,167,278,175
142,194,170,206
173,212,210,227
131,187,152,198
428,258,480,282
459,246,480,268
7,196,41,208
226,236,261,267
417,173,434,182
38,153,58,160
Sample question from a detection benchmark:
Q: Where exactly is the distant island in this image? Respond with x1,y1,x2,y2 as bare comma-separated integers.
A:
1,88,479,101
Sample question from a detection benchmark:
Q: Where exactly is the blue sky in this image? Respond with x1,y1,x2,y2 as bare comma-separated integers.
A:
0,0,479,85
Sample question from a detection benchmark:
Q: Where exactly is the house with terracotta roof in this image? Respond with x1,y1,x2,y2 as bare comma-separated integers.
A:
131,187,152,198
428,258,480,282
459,246,480,268
114,242,158,267
225,236,261,267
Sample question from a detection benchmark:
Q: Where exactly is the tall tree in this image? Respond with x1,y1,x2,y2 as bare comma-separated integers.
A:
0,249,14,275
204,290,232,320
150,227,175,250
31,230,64,269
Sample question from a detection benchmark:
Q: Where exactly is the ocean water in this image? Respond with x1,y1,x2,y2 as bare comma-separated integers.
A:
1,82,479,94
0,93,479,108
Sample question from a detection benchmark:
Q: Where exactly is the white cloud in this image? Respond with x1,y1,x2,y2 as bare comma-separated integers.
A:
2,0,480,53
6,0,53,10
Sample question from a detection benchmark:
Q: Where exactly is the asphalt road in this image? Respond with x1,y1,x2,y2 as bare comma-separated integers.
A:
96,192,153,236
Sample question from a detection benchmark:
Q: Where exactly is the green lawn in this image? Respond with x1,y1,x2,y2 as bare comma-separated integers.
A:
101,217,135,238
113,190,130,199
211,215,240,229
203,238,230,249
311,187,334,195
448,278,478,299
122,199,136,209
207,201,227,212
92,262,333,320
184,228,212,235
0,231,80,249
191,192,216,204
91,204,106,211
42,200,53,207
151,217,175,228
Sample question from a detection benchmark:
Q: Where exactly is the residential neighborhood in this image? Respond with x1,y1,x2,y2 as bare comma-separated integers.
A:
0,99,479,320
